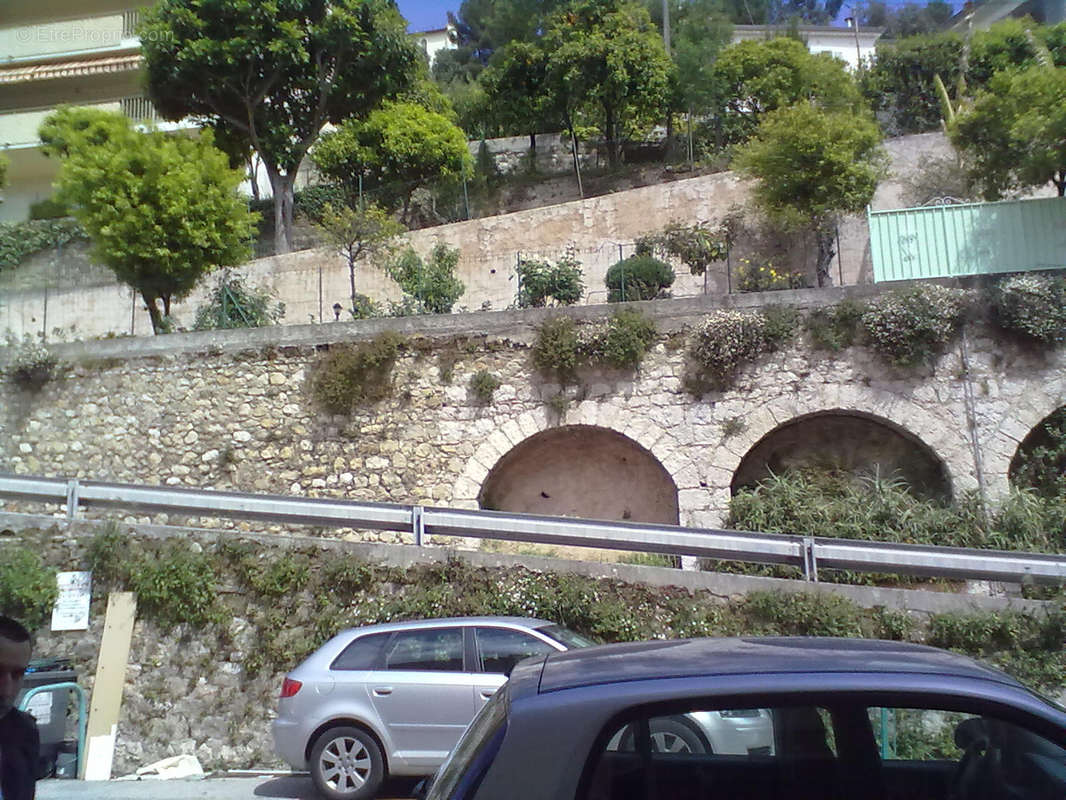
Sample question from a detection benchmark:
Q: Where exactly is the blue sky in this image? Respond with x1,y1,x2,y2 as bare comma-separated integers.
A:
398,1,458,32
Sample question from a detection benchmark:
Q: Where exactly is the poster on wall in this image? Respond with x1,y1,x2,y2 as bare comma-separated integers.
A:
51,571,92,631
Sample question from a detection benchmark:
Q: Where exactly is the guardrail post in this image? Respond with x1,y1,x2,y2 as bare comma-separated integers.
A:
412,505,425,547
802,537,818,582
65,480,81,519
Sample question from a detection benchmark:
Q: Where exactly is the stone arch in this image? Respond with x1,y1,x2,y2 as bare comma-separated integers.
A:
730,409,952,500
477,424,679,524
1008,405,1066,491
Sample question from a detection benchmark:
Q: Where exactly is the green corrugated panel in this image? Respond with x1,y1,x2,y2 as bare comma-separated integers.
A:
869,196,1066,282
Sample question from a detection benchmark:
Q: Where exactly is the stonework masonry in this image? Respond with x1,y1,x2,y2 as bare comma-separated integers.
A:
2,288,1064,531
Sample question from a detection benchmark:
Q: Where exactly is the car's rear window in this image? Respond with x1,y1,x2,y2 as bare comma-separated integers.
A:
330,631,389,670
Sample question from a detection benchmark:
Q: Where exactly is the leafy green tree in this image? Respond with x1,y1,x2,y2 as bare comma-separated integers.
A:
717,0,843,24
314,203,404,318
950,66,1066,199
712,37,862,145
858,1,953,39
861,32,963,134
543,0,675,168
480,41,556,157
735,104,887,287
672,0,733,160
193,271,285,330
388,244,466,313
140,0,420,255
39,107,256,333
311,102,472,224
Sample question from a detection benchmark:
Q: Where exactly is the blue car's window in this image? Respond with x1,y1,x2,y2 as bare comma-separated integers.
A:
581,700,1066,800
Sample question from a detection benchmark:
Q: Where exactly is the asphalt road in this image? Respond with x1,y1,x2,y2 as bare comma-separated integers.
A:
37,774,419,800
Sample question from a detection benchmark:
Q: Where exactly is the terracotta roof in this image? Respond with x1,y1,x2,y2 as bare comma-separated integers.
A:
0,52,142,85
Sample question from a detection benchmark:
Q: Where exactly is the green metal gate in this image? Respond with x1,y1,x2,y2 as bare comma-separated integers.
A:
868,196,1066,282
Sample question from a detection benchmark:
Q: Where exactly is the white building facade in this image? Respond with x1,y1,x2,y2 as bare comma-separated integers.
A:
730,23,884,70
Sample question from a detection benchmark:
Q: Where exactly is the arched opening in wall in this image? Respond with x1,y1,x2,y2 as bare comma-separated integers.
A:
730,410,951,501
478,425,680,525
1009,406,1066,498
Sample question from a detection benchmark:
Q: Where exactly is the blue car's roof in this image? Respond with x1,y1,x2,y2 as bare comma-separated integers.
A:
537,637,1020,694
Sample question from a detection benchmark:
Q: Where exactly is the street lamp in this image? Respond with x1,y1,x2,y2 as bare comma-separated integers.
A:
332,302,343,321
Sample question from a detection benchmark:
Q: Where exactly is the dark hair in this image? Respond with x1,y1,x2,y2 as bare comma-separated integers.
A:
0,616,31,643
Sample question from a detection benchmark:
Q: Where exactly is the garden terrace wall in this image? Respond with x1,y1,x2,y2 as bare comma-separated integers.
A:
2,287,1065,531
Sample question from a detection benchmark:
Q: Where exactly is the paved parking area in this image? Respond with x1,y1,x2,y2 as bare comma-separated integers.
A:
37,774,418,800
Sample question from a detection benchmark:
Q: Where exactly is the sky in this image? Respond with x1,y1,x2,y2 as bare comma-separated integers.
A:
398,1,459,32
395,0,966,33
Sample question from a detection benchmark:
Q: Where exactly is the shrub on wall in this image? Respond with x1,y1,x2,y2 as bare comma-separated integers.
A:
469,370,501,404
686,308,796,393
0,218,86,271
735,257,809,292
0,548,58,632
990,273,1066,345
533,311,658,381
516,248,584,307
580,309,658,370
3,333,59,391
605,255,675,302
807,298,867,351
309,331,405,414
860,284,968,366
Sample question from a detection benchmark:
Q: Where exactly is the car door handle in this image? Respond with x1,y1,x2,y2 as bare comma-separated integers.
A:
479,689,495,699
373,687,393,696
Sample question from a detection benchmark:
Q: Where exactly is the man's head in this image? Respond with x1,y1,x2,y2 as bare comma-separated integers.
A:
0,615,32,718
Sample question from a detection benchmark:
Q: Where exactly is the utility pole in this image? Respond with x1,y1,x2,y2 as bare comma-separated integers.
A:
844,10,861,70
662,0,670,52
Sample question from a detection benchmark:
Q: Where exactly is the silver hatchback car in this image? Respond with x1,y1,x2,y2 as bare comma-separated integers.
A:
271,616,594,800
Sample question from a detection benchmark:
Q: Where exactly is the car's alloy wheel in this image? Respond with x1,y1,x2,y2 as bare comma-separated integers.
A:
309,726,384,800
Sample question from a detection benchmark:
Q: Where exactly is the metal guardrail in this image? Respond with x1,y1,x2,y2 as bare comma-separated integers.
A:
2,473,1066,585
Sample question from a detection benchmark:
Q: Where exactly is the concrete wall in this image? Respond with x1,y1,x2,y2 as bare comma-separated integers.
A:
0,133,955,341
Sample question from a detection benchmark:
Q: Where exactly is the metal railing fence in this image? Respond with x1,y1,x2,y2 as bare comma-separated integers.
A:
2,473,1066,586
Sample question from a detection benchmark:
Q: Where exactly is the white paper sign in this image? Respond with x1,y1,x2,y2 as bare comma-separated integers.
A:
50,571,92,631
25,691,52,725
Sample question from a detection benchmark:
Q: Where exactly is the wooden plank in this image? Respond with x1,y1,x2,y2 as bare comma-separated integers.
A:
80,591,137,781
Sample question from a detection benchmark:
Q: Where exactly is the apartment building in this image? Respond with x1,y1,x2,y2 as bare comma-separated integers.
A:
0,1,455,222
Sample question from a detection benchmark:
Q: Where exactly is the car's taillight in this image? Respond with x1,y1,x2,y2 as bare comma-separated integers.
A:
280,678,302,699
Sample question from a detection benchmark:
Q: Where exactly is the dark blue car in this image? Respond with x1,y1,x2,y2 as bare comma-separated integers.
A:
424,637,1066,800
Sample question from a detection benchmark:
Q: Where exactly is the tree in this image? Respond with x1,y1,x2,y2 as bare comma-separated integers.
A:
314,203,405,317
388,244,466,313
516,249,584,307
311,102,472,224
605,255,675,301
712,37,862,145
950,66,1066,199
860,32,963,134
140,0,421,255
39,107,256,333
858,1,953,39
480,41,555,156
672,0,733,161
718,0,843,24
734,103,887,287
543,0,675,168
